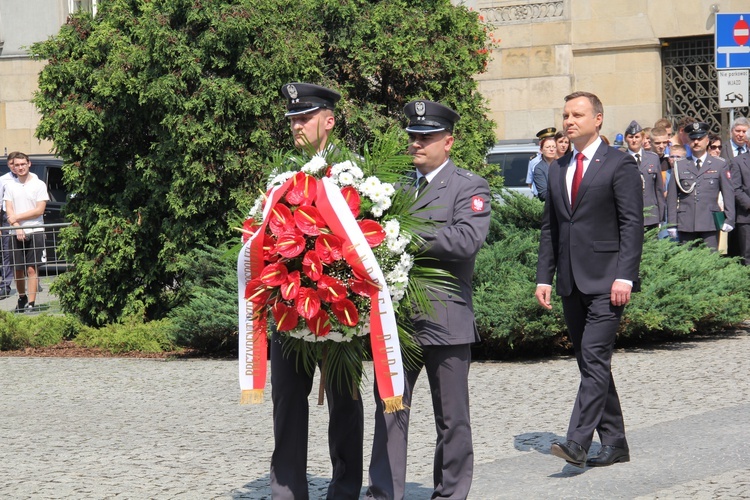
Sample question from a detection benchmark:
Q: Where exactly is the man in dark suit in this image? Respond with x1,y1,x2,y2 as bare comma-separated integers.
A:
624,120,665,230
667,122,735,251
367,100,491,499
729,150,750,264
270,82,364,500
720,117,749,164
535,91,643,468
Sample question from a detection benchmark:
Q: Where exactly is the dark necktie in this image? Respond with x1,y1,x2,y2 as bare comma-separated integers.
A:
635,153,641,166
416,176,428,196
738,146,745,156
695,158,702,170
571,152,584,204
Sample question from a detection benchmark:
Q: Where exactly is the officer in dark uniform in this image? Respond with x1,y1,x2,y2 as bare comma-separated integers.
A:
367,100,490,500
667,122,735,250
624,120,665,230
270,82,364,500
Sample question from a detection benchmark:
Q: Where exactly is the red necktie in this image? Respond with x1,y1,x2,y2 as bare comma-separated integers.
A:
571,152,584,204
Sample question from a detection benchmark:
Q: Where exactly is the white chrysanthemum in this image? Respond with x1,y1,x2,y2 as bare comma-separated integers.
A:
326,331,347,342
371,206,384,218
387,268,409,284
268,170,296,189
399,252,414,269
384,219,400,241
301,155,327,174
360,176,381,196
391,288,405,302
381,183,395,197
387,236,410,254
289,327,311,339
338,172,355,186
248,196,263,218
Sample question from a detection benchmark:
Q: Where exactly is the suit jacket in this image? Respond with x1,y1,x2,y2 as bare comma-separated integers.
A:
536,141,644,296
533,159,550,201
410,160,491,345
667,155,735,231
720,141,745,165
638,150,666,225
730,151,750,224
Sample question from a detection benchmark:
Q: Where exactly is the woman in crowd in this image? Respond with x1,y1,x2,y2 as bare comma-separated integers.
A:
554,131,570,158
708,134,722,158
533,136,558,202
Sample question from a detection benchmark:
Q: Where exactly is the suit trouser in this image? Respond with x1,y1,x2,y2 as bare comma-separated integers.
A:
1,214,13,290
269,331,364,500
561,289,628,451
367,344,473,500
678,230,718,250
735,223,750,264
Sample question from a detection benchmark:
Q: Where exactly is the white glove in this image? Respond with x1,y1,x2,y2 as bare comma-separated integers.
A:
721,223,733,232
667,228,677,239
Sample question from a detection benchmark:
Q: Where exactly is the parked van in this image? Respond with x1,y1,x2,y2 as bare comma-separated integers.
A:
485,141,539,198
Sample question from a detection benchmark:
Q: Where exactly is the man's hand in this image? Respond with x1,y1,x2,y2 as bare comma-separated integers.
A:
7,214,17,225
14,228,25,241
610,281,632,307
535,284,553,310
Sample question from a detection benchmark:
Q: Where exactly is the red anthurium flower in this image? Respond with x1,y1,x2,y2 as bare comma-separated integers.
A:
272,301,300,332
307,309,331,337
259,262,288,286
302,250,323,281
262,233,279,262
296,287,321,319
276,230,306,259
315,233,343,264
358,219,386,247
281,271,301,300
316,275,347,303
286,172,317,206
241,218,260,243
268,203,295,235
350,269,382,297
245,278,271,304
331,298,359,327
340,186,361,218
295,205,327,236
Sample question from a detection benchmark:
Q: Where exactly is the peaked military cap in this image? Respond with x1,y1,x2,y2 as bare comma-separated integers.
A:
625,120,642,136
403,100,460,133
536,127,557,140
281,82,341,117
687,121,710,139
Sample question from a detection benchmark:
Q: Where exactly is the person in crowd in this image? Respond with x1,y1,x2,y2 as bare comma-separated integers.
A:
673,116,696,157
367,100,490,500
730,147,750,264
533,136,557,201
642,126,653,151
4,152,48,312
720,116,749,164
269,82,364,500
0,158,18,298
525,127,557,196
624,121,664,230
667,122,734,251
650,127,671,187
664,144,687,199
555,131,570,158
536,91,643,469
708,134,723,158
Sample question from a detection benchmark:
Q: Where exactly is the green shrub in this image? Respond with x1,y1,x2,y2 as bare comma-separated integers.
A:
74,317,176,353
15,314,85,348
167,245,238,353
0,311,23,350
473,192,750,357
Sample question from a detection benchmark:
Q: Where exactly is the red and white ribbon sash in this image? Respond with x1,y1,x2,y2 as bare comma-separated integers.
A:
315,177,405,411
237,178,294,404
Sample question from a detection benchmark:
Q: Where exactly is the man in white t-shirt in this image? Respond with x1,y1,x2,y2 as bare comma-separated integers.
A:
4,152,49,312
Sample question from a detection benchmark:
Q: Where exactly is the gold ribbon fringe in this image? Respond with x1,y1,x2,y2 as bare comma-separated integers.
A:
240,389,264,405
382,396,405,413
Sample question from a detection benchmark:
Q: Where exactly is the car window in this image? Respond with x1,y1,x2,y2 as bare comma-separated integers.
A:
46,166,66,203
486,152,535,188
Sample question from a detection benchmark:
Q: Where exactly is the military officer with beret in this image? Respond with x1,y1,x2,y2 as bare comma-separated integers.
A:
367,100,490,500
526,127,557,196
667,121,735,250
270,82,364,500
624,120,665,229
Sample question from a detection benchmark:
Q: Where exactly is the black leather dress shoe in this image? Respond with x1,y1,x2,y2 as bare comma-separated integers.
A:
586,445,630,467
550,440,587,467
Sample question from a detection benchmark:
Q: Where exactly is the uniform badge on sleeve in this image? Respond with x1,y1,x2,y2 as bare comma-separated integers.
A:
471,196,485,212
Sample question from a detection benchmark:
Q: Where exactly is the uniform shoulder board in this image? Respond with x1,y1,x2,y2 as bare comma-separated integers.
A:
455,168,476,179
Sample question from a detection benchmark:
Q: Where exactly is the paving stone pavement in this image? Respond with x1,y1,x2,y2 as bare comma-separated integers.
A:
2,330,749,499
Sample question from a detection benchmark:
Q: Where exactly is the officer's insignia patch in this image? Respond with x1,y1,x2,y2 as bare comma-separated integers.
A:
415,101,426,116
287,84,298,99
471,196,485,212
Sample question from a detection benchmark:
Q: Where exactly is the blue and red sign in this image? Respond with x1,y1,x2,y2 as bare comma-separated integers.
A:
716,13,750,69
